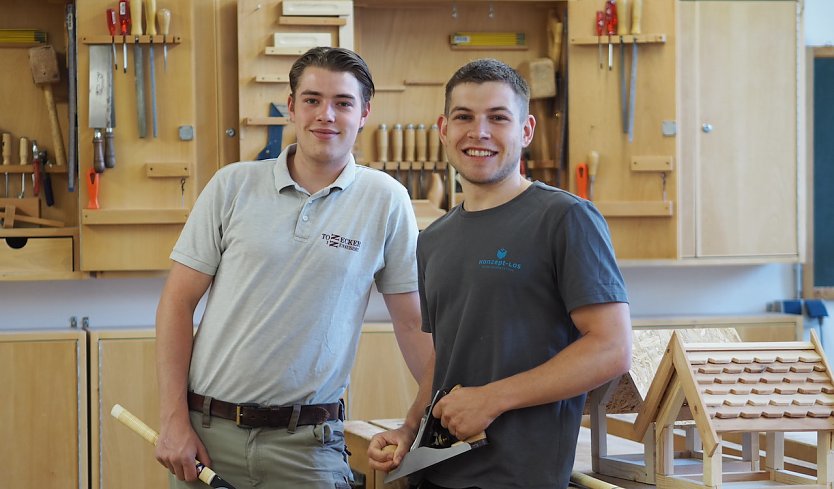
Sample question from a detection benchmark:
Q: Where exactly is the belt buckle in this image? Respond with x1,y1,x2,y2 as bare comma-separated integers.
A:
235,403,260,428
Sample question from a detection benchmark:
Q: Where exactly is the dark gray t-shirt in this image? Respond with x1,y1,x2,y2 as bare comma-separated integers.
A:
417,182,628,489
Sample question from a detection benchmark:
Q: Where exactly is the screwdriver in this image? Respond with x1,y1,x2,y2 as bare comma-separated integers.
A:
595,11,604,70
605,0,618,71
158,8,171,72
118,0,130,73
106,9,118,70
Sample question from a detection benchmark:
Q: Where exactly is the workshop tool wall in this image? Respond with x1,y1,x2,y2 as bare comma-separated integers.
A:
0,0,805,282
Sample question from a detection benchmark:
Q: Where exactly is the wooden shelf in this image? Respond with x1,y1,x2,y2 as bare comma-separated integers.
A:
244,117,290,126
0,164,68,174
81,35,183,45
278,16,347,26
81,209,189,225
595,200,674,217
570,33,667,45
145,163,191,178
265,46,310,56
254,74,289,83
450,44,528,51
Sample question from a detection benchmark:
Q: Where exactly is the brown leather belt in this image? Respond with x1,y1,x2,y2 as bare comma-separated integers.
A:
187,392,343,429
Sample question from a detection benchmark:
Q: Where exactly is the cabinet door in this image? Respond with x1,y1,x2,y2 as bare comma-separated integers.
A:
348,324,417,420
0,331,87,489
679,1,799,259
89,330,168,489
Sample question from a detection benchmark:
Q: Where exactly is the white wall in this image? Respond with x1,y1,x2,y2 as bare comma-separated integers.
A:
806,0,834,47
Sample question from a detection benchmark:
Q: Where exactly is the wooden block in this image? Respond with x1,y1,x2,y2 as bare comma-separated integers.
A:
0,197,39,218
516,58,556,99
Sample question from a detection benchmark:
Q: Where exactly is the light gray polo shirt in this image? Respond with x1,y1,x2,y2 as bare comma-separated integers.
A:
171,145,418,405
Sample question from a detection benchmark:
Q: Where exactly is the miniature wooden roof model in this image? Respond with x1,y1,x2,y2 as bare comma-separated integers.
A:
633,331,834,457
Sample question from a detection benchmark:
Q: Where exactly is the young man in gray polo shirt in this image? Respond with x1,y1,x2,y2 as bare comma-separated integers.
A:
155,47,432,489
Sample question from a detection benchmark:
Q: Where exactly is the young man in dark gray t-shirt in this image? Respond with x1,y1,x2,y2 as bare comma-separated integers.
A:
368,59,632,489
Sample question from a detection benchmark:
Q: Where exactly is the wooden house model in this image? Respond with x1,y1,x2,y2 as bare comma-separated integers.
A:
631,331,834,488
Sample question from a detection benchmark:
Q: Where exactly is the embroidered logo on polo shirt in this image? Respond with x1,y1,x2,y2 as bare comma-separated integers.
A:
321,233,362,252
479,248,522,271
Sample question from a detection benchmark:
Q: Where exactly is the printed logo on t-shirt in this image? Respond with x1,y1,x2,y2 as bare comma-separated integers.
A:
321,233,362,252
478,248,522,271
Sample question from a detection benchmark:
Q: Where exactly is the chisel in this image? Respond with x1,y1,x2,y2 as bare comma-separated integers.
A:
106,9,118,70
111,404,238,489
627,0,643,143
1,133,9,197
145,0,158,138
130,0,147,138
588,150,599,201
605,0,617,71
158,8,171,72
618,0,629,132
118,1,129,73
18,137,28,198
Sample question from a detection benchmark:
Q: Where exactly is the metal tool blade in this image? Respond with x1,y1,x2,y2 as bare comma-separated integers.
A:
88,45,112,129
134,42,147,138
149,44,157,138
384,443,473,484
627,40,638,143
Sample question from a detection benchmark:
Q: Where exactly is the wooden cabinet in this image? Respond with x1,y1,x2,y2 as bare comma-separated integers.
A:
88,329,167,489
347,323,417,420
0,329,88,489
568,0,802,262
678,0,800,260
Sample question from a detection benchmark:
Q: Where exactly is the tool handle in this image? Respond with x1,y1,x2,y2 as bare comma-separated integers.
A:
376,124,388,162
130,0,142,36
415,123,427,162
605,0,618,36
145,0,157,36
43,167,55,206
391,124,403,163
428,123,440,162
157,8,171,36
631,0,643,35
111,404,230,489
588,150,600,177
43,85,67,167
575,162,589,200
86,167,100,209
104,128,116,169
1,133,10,166
404,124,415,162
93,129,105,173
19,137,28,165
595,11,604,36
119,1,130,36
106,9,117,36
33,157,41,196
617,0,630,36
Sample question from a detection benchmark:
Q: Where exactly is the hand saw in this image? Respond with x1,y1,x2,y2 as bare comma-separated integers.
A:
384,388,488,484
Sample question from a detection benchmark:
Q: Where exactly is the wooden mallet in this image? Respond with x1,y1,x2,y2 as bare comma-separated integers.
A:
28,45,67,168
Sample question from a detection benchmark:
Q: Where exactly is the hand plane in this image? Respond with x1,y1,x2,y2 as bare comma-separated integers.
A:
384,387,488,483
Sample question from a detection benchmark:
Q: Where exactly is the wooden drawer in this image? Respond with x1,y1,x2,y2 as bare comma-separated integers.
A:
0,237,73,274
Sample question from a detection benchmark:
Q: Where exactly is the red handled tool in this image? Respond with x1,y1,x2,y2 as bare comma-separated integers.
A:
118,1,130,73
605,0,618,71
575,162,589,200
595,11,604,70
86,167,100,209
